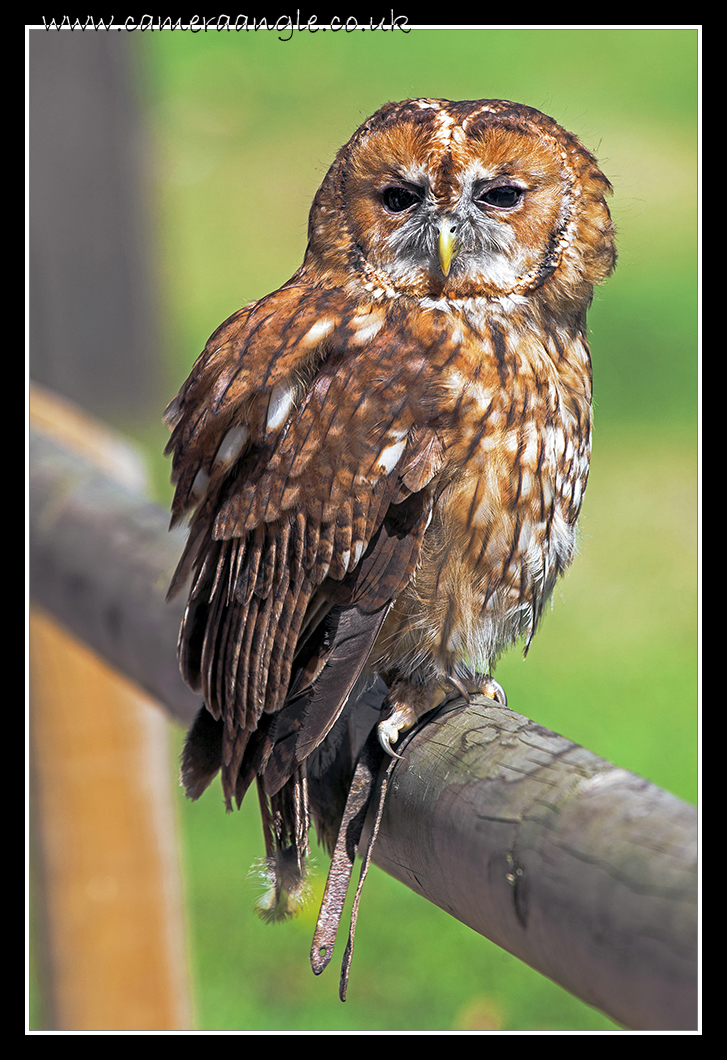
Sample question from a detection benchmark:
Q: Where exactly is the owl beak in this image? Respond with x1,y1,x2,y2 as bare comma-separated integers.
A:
438,219,458,277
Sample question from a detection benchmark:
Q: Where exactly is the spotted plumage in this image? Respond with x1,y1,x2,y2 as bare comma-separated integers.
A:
165,97,615,974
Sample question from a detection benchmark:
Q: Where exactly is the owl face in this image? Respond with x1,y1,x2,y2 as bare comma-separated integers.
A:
307,98,614,304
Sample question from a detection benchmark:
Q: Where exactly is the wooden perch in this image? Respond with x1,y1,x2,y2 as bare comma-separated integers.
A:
373,696,697,1031
28,390,698,1031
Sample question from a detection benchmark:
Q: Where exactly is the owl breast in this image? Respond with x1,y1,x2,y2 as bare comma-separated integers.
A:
371,302,592,690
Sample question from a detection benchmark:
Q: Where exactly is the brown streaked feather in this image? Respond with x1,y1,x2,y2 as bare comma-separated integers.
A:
336,488,435,612
174,415,440,810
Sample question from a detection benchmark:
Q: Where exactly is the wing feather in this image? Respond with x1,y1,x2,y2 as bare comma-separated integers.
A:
167,283,449,805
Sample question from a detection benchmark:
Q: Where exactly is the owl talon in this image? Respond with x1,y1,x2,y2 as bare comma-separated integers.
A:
448,675,471,703
449,673,507,706
377,702,419,758
377,727,404,760
480,675,508,707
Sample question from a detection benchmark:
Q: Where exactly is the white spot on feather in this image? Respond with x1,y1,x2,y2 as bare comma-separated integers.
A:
375,438,406,475
267,382,297,431
213,425,249,471
350,312,384,344
303,318,335,345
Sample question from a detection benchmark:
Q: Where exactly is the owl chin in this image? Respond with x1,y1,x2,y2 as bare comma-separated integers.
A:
165,97,615,997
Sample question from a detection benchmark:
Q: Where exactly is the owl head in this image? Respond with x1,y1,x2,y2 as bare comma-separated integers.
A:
305,98,616,309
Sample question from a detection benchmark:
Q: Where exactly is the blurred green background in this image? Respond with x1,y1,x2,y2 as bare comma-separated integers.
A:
116,27,697,1031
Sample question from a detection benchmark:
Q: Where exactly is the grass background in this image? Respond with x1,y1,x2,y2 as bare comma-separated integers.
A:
128,27,697,1031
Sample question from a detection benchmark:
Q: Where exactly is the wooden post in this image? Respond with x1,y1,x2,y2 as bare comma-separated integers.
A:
29,386,193,1030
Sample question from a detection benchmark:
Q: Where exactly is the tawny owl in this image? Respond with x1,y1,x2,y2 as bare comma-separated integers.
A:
165,98,615,989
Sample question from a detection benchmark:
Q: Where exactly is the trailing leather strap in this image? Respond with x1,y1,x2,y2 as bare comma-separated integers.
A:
310,728,393,995
338,749,397,1000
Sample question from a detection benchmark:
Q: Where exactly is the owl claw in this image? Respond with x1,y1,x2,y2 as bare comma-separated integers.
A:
377,726,404,760
377,703,418,759
448,675,471,703
481,675,508,707
450,674,508,707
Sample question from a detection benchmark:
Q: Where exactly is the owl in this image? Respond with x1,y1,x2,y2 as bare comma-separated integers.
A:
165,98,615,987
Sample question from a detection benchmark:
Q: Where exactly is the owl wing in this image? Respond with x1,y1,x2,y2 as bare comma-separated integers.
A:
165,281,447,805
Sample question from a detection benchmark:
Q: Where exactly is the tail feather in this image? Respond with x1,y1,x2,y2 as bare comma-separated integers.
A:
180,704,224,800
254,772,311,921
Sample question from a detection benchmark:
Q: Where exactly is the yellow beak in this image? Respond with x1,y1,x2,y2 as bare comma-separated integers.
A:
438,220,458,277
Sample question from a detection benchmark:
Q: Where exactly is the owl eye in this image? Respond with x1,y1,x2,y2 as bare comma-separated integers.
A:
476,185,524,210
381,185,422,214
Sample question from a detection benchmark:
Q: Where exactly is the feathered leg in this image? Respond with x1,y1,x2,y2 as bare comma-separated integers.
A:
255,768,311,922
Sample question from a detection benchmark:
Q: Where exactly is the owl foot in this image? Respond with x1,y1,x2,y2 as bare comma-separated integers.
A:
377,681,433,758
448,673,507,706
478,674,508,707
377,672,507,757
377,704,412,758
